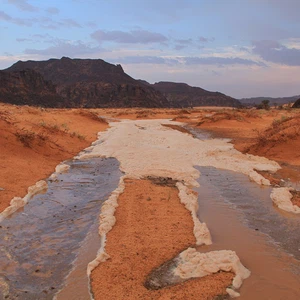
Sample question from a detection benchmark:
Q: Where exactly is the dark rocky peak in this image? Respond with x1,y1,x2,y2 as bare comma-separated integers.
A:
6,57,129,85
3,58,169,108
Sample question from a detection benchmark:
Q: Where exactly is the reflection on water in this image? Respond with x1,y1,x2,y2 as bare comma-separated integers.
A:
196,166,300,300
198,166,300,260
0,158,121,300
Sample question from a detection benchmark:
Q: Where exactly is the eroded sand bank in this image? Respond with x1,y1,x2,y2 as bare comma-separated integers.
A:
79,119,281,298
90,179,234,299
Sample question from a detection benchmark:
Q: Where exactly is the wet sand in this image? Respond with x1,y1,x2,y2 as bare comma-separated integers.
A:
90,179,233,300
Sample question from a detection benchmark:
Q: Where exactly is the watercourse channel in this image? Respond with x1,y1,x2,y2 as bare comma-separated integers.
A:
0,157,121,299
0,125,299,300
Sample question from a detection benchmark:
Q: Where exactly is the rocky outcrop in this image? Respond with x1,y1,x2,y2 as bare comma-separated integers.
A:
292,98,300,108
150,81,241,108
0,69,66,107
4,57,169,108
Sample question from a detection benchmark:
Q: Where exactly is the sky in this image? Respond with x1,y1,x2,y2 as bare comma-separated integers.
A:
1,0,300,98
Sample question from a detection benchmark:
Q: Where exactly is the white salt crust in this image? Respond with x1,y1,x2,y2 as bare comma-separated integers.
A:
176,182,212,246
271,187,300,214
55,163,70,174
0,180,48,223
87,176,126,276
174,247,251,298
77,119,280,187
50,163,70,180
81,119,280,297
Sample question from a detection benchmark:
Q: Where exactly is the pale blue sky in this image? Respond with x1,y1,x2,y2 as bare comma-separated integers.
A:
1,0,300,98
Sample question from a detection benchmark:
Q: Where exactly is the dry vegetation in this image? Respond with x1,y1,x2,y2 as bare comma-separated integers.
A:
0,103,108,212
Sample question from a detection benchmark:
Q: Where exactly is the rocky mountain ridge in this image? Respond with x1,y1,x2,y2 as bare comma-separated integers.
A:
148,81,241,107
1,57,241,108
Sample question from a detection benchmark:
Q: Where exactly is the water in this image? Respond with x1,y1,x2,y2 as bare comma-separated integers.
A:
197,167,300,260
195,166,300,299
0,158,121,300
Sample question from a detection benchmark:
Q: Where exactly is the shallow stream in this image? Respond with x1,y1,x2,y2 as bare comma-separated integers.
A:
191,123,300,299
0,158,121,300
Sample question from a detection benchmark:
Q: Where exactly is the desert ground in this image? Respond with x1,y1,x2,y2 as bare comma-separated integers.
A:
1,103,300,299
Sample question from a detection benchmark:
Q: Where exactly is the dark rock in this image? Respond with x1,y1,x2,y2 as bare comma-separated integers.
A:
1,57,241,108
151,81,241,108
4,57,169,108
0,69,66,107
292,98,300,108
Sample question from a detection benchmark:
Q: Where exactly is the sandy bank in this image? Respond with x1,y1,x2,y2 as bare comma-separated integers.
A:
0,104,108,212
90,179,233,299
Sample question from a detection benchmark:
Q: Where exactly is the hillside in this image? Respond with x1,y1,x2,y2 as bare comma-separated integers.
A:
2,57,240,108
240,95,300,106
148,81,241,107
0,69,66,107
4,57,169,108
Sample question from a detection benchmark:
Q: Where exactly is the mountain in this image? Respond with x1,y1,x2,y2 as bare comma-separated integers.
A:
239,95,300,106
0,69,66,107
2,57,240,108
4,57,169,108
145,81,241,108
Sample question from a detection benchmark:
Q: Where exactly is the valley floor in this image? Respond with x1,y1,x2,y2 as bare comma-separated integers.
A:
1,103,300,299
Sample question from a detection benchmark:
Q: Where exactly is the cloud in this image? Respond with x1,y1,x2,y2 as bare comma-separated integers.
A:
0,10,33,26
174,45,186,50
0,10,11,21
24,40,104,57
184,56,265,66
32,33,51,39
7,0,38,12
16,38,32,42
252,40,300,66
111,55,178,65
175,38,193,45
107,54,262,67
86,21,97,28
46,7,59,15
0,11,81,29
199,36,215,43
91,29,168,44
61,18,81,28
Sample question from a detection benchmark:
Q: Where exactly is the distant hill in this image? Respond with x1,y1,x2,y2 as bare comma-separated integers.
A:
239,95,300,106
1,57,240,108
0,69,66,107
147,81,241,108
4,57,169,108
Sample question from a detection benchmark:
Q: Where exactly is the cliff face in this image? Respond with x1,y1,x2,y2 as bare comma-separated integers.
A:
0,69,66,107
151,81,241,108
5,57,169,108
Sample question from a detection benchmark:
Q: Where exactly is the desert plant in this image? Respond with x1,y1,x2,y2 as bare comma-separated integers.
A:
15,129,48,147
256,100,270,110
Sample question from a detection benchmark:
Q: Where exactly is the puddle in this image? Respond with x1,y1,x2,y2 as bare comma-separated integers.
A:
183,125,212,140
0,157,121,300
196,166,300,299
